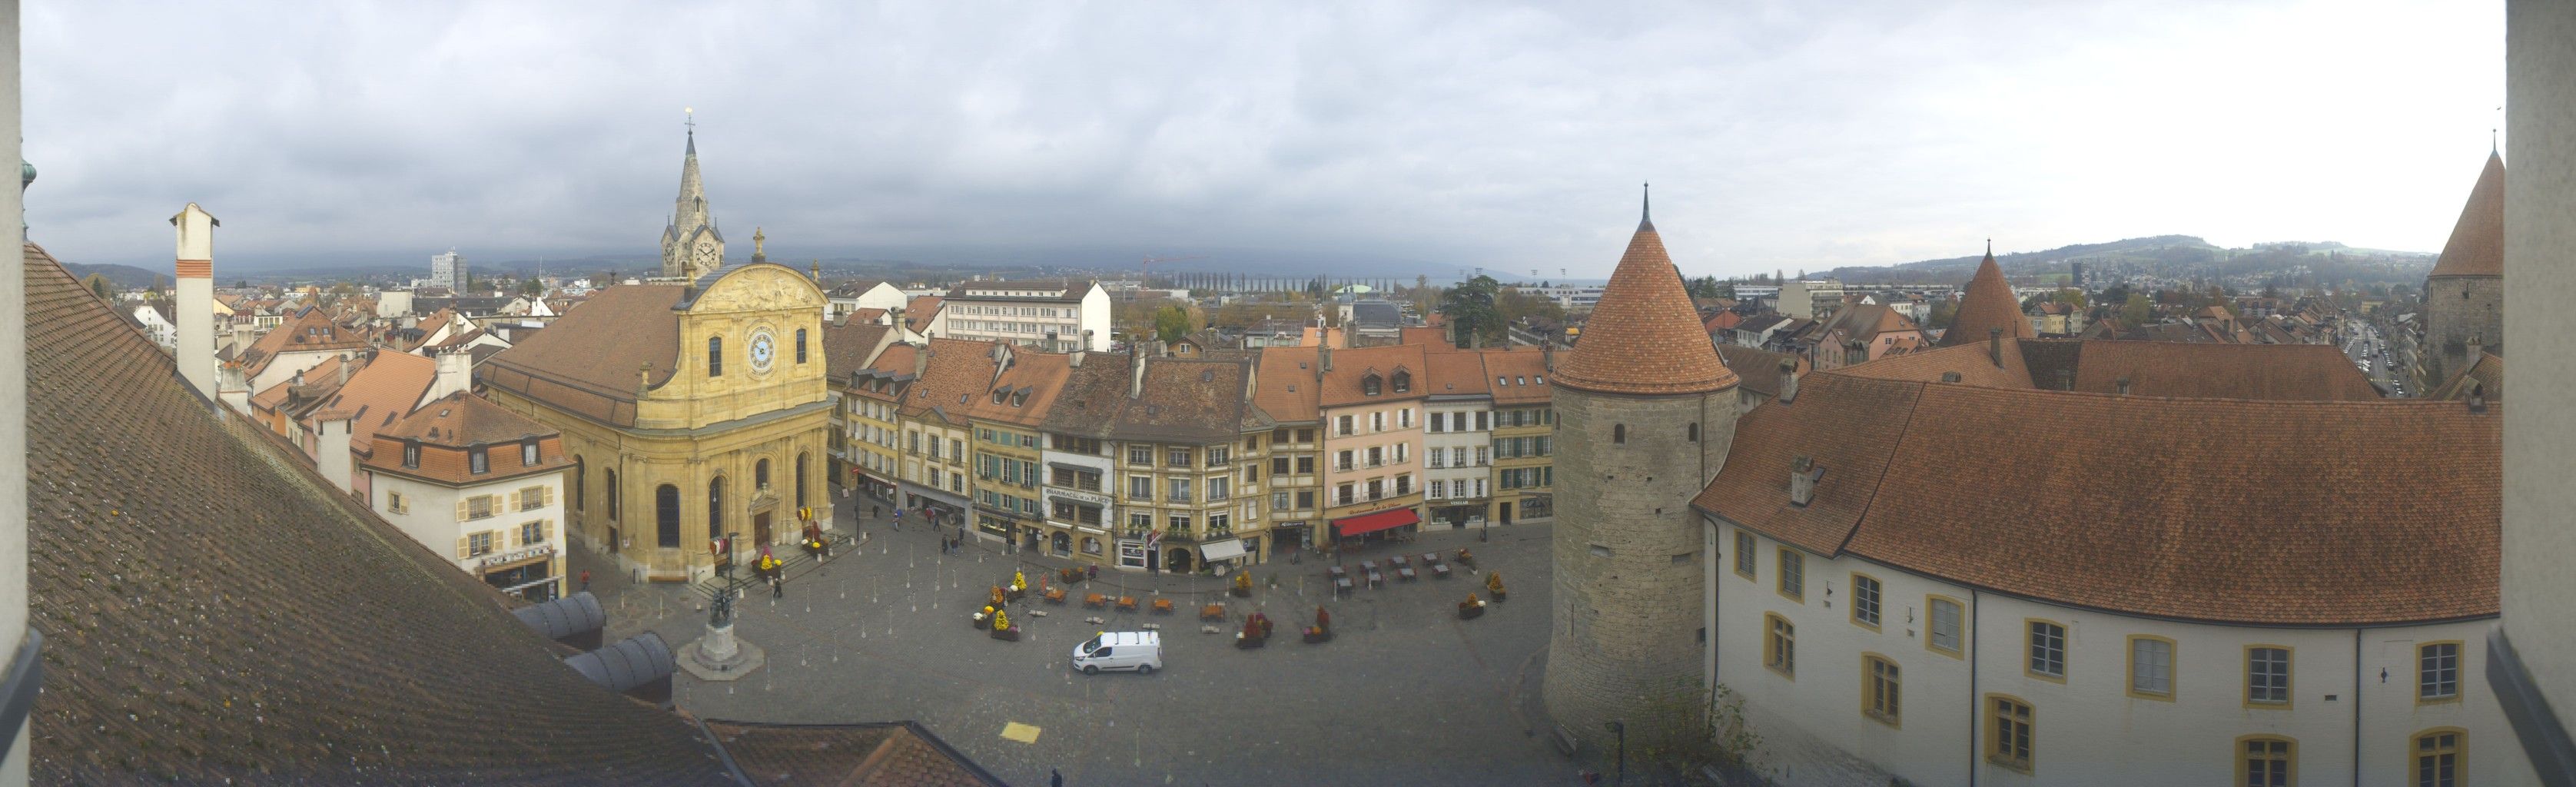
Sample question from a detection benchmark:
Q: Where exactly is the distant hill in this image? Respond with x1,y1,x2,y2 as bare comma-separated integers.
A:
1825,235,2432,286
62,262,164,291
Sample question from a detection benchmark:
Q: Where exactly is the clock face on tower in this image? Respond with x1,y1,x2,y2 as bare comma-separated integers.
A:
749,330,777,374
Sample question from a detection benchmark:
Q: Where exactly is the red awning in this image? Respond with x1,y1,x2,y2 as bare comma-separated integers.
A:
1332,507,1419,537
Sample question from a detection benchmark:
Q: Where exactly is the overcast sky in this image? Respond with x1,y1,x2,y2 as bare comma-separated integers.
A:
25,1,2503,278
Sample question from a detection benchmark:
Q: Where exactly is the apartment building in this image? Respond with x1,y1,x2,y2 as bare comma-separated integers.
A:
1484,347,1556,524
935,280,1111,352
1421,348,1494,527
1316,344,1429,543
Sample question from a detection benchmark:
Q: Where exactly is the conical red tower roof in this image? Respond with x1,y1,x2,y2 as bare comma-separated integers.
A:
1938,245,2035,347
2428,151,2504,279
1556,194,1738,396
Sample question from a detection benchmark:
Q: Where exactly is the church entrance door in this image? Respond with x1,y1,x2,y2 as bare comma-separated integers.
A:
754,513,772,546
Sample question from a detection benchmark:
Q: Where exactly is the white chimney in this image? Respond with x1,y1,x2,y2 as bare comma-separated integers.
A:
424,347,473,405
217,361,251,413
171,203,219,400
314,415,356,494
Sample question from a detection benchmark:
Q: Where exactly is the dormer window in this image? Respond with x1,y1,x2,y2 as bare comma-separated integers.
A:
1012,391,1029,407
1392,370,1412,393
401,440,420,469
993,390,1007,404
1362,374,1383,397
521,438,539,467
469,447,490,475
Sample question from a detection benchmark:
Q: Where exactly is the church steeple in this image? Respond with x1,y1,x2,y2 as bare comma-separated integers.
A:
661,108,725,280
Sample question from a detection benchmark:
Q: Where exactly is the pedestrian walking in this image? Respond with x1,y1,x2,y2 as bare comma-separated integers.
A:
579,569,591,593
1051,768,1063,787
770,576,784,599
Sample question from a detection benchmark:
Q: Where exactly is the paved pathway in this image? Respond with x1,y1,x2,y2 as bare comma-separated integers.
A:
573,500,1579,786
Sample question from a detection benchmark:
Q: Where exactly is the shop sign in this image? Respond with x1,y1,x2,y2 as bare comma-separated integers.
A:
480,543,555,570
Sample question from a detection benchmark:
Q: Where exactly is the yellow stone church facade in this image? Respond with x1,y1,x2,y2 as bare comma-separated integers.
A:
483,262,835,582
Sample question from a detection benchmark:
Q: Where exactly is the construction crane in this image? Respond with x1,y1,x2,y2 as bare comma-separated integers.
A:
1141,255,1207,288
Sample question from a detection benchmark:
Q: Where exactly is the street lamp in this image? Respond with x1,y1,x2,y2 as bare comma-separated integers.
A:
1603,720,1625,786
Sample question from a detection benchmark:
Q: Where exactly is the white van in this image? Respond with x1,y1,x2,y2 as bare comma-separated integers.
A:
1071,631,1163,675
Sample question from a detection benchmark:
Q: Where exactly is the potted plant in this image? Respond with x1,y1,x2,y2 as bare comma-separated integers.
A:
1230,571,1253,598
1486,571,1507,602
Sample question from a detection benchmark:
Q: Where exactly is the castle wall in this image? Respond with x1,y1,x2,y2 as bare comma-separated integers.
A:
1542,386,1735,745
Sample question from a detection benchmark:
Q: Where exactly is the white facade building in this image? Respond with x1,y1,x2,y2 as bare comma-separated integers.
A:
430,249,466,292
360,392,574,601
1421,386,1491,528
1689,367,2524,786
937,281,1111,352
827,280,908,320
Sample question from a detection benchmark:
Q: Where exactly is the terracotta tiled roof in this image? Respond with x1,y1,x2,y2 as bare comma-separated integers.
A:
1480,347,1554,405
480,284,684,427
2428,151,2505,278
237,306,369,377
1400,325,1451,348
1039,351,1136,435
22,243,736,783
363,391,570,485
1112,357,1253,442
964,347,1072,428
1832,335,2034,389
702,720,1007,786
1251,346,1323,422
1938,250,2036,347
1317,344,1429,407
306,350,437,449
1716,344,1804,397
1555,218,1736,395
1695,372,2498,625
1422,349,1493,397
822,319,893,380
898,337,1004,425
2431,351,2505,402
1702,310,1743,333
905,296,944,332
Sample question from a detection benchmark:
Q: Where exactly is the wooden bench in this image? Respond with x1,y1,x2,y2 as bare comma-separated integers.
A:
1116,596,1139,612
1200,603,1228,620
1084,593,1107,609
1043,588,1067,604
1151,598,1175,614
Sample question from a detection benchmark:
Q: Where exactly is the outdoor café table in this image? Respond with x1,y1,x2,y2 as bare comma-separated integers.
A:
1333,576,1354,595
1366,569,1385,589
1396,565,1418,581
1392,554,1411,568
1432,563,1452,579
1422,553,1441,566
1359,560,1379,577
1327,565,1348,580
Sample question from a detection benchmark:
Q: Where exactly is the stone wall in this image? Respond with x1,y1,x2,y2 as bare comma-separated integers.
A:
1542,386,1736,746
2424,274,2504,384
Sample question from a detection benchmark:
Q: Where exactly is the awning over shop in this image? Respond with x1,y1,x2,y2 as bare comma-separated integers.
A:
1332,507,1419,537
1200,539,1248,562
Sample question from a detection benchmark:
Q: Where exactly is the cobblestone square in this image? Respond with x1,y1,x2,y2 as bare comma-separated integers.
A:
581,507,1576,786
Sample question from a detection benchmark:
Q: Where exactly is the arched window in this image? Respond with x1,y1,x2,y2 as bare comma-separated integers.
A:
654,483,680,547
795,328,808,364
708,336,724,376
796,453,810,509
573,457,586,511
1688,423,1700,443
606,469,621,521
756,459,772,490
1614,424,1627,445
709,476,727,538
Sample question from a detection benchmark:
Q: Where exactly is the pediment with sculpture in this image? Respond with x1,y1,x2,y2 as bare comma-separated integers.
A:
689,264,825,315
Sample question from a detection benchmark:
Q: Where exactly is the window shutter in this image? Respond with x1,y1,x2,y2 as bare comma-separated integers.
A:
543,520,555,543
456,536,469,560
456,498,469,521
509,491,522,511
544,486,556,507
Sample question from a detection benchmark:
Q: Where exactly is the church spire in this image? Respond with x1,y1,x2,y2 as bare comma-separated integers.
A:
1638,181,1654,232
661,108,725,279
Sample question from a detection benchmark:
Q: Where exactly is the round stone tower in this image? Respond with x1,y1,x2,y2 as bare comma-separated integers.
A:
1542,191,1739,748
2422,151,2504,387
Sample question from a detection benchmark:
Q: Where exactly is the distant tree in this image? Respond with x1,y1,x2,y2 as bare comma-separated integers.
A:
1153,305,1193,344
1439,275,1506,347
520,276,543,297
2052,289,2086,310
2097,282,2133,307
1685,275,1725,300
82,273,111,301
2121,294,2153,324
1927,300,1959,330
1495,287,1565,330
